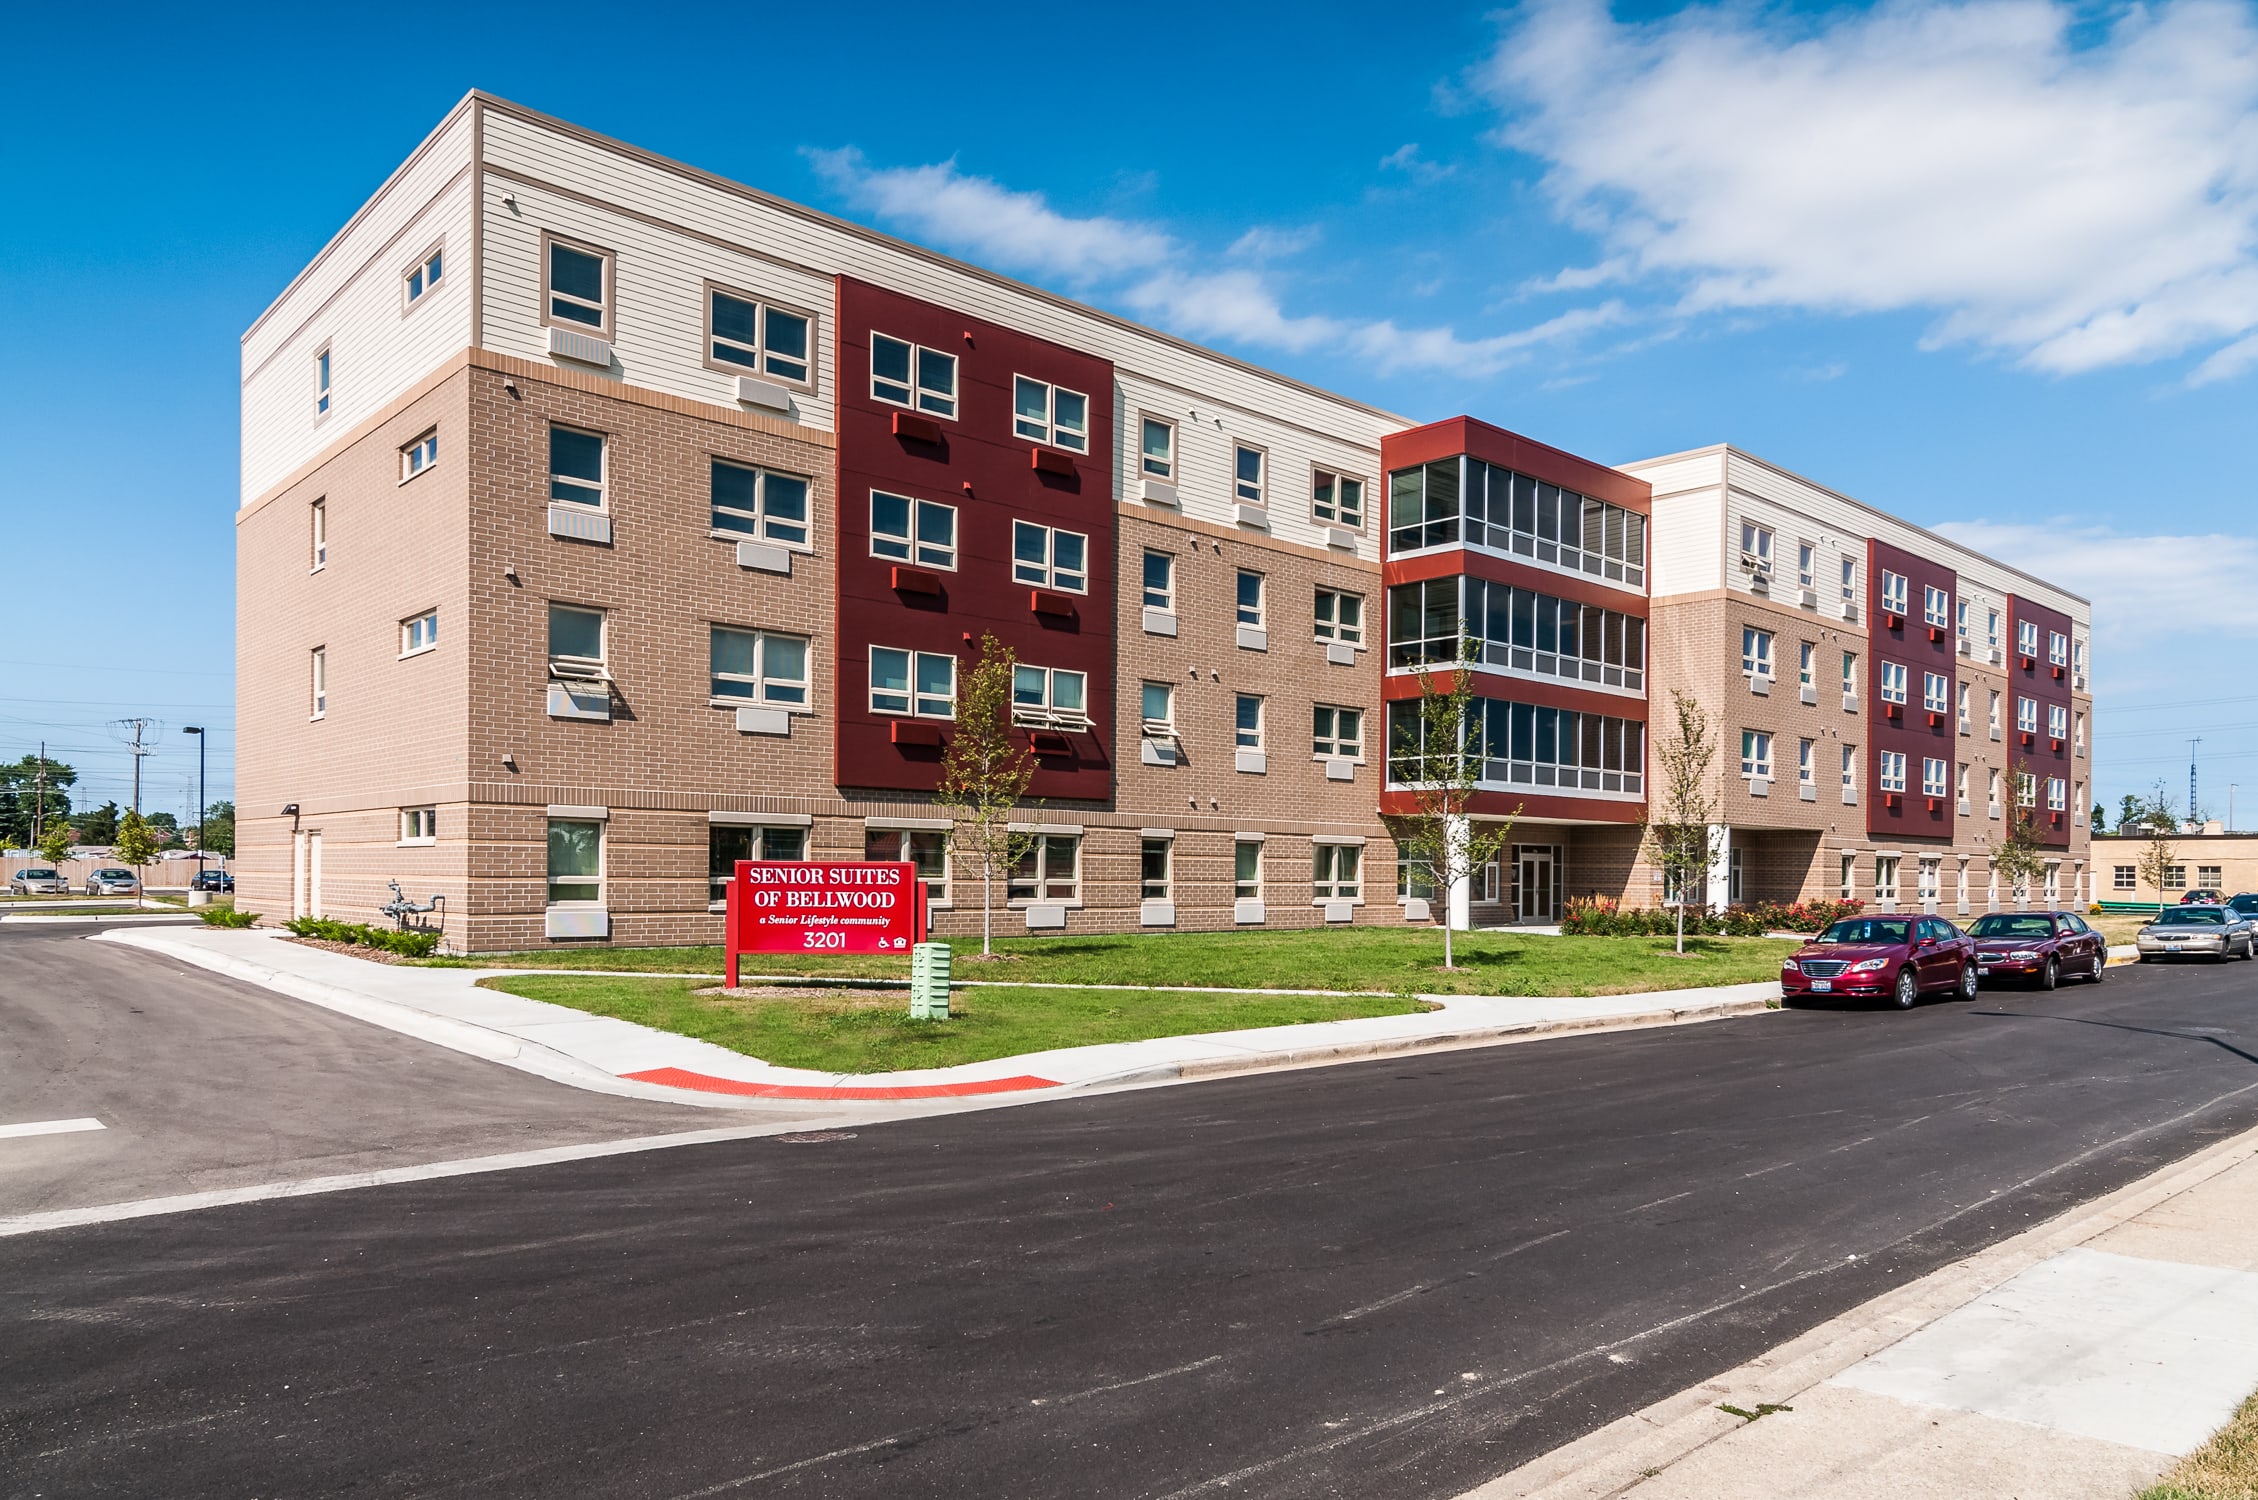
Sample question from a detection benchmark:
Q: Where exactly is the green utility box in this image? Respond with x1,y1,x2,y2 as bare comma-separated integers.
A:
909,942,953,1019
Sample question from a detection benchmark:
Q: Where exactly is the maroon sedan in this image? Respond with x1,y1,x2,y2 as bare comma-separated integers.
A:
1780,915,1979,1009
1969,911,2108,989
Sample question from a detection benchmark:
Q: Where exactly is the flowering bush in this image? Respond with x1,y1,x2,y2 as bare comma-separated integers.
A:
1561,895,1863,938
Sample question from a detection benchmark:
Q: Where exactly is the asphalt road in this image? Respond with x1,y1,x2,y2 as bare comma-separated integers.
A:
0,923,725,1214
6,951,2258,1498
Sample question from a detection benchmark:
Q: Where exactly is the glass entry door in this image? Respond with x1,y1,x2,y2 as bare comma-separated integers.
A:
1517,849,1554,924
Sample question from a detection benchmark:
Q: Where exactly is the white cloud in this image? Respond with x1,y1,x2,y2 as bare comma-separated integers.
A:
807,146,1604,378
1380,143,1458,184
1479,0,2258,377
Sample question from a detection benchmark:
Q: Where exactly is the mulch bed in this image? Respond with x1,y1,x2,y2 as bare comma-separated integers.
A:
281,936,413,965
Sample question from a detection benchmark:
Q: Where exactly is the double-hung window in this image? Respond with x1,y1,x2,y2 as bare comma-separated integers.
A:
1989,690,2003,733
1879,661,1907,705
1797,542,1817,589
311,499,327,570
2017,619,2039,659
1313,844,1361,901
865,828,948,903
710,626,809,708
1010,835,1079,903
1235,694,1263,749
1313,705,1363,759
1012,522,1088,592
1236,570,1264,627
1798,738,1815,786
711,460,810,545
1742,626,1773,679
1012,376,1088,451
400,610,438,657
1923,585,1949,629
1841,558,1859,616
2048,704,2068,740
549,427,603,507
2017,695,2038,733
1142,551,1174,611
545,239,610,333
1313,470,1364,527
707,288,812,383
2047,776,2067,812
1842,743,1858,792
1957,682,1971,729
1923,671,1948,714
870,333,957,417
1879,750,1907,793
1880,570,1909,618
547,819,602,905
401,808,437,844
1012,665,1088,728
401,430,438,481
1315,589,1363,644
1842,651,1859,696
2049,631,2068,667
870,492,956,569
1957,763,1970,804
1140,838,1172,901
1140,416,1175,479
711,824,806,905
1234,840,1262,900
1741,730,1773,780
1923,757,1948,797
404,244,444,308
310,647,327,719
870,647,956,718
1234,445,1265,506
315,345,333,416
2016,771,2037,807
1799,641,1815,687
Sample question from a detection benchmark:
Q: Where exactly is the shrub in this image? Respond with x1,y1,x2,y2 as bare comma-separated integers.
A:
1560,895,1863,938
197,906,260,929
284,916,442,958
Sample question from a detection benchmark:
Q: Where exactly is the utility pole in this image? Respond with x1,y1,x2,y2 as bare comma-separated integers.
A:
108,718,160,815
184,727,206,878
33,740,45,845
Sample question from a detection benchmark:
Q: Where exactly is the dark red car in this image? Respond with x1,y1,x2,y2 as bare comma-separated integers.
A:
1968,911,2108,989
1780,914,1979,1009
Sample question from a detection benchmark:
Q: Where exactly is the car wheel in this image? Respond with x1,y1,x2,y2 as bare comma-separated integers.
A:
1959,963,1979,1000
2090,950,2107,982
1893,968,1919,1009
2039,957,2059,991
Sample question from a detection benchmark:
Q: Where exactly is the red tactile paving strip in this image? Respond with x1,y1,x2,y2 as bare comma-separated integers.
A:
621,1067,1061,1100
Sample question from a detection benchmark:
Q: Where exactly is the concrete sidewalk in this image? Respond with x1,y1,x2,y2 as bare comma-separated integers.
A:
95,926,1782,1112
1471,1119,2258,1500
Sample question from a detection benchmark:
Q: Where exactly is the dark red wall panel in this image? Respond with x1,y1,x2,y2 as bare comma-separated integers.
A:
1865,539,1960,841
2008,594,2076,848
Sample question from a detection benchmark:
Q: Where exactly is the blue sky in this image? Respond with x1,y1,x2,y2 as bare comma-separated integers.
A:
7,0,2255,826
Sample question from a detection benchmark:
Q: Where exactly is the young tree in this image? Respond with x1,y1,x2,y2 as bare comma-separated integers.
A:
113,808,161,911
1992,758,2049,909
1640,690,1719,955
1387,631,1514,969
36,817,73,868
2130,786,2180,914
935,634,1039,958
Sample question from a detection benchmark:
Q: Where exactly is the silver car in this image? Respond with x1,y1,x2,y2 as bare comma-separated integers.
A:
2136,905,2256,962
9,867,70,895
83,868,140,896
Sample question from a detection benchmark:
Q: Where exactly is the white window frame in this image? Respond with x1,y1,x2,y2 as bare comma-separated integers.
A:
869,332,958,419
710,459,812,547
1012,374,1089,452
1142,550,1175,611
2049,630,2069,667
1798,738,1815,786
865,826,950,906
2017,695,2039,733
548,425,605,509
314,343,333,418
1235,693,1264,750
1234,444,1267,506
1799,641,1815,687
870,491,957,570
2016,771,2038,808
1842,651,1859,695
400,609,439,658
1012,521,1089,593
541,234,614,338
1879,661,1908,705
704,283,815,385
1841,557,1859,609
1957,682,1970,729
2048,703,2068,740
1234,838,1263,901
1140,837,1173,901
1139,415,1176,480
1012,665,1090,730
870,647,956,719
1842,743,1858,791
1140,681,1177,736
1741,626,1773,678
399,807,437,845
1741,729,1773,780
310,646,327,720
310,498,326,572
1236,570,1265,628
1313,468,1366,528
1008,833,1081,905
710,625,811,710
1313,704,1364,761
1880,750,1907,793
2047,777,2067,812
546,817,604,907
2018,619,2040,658
400,430,438,483
547,604,608,681
1923,757,1948,797
1740,521,1773,572
1923,671,1948,714
1880,570,1909,617
1315,588,1364,645
1313,842,1363,902
1875,855,1901,904
403,241,445,311
1797,541,1816,589
1923,584,1949,629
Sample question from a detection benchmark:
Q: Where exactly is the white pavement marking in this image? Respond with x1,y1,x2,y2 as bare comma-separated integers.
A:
1831,1244,2258,1455
0,1117,107,1140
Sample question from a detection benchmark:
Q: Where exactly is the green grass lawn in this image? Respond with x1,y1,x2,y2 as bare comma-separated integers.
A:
483,975,1433,1073
428,927,1798,997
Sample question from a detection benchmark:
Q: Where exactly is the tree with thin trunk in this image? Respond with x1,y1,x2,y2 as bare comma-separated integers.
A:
2130,783,2181,915
36,817,72,869
1991,757,2050,910
113,808,160,912
935,634,1040,957
1388,629,1515,969
1640,690,1718,955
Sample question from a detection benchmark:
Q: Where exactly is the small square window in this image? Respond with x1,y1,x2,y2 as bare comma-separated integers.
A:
1315,589,1363,645
1140,416,1175,480
1012,521,1089,593
400,807,436,844
870,647,956,718
870,333,957,418
548,604,605,672
1140,681,1175,731
400,430,437,481
870,491,956,570
1012,375,1088,453
1313,705,1362,759
404,244,445,309
707,286,814,384
1313,469,1365,528
711,626,810,708
400,609,439,657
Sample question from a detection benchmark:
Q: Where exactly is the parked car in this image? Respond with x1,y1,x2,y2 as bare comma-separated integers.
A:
82,868,140,896
1780,914,1979,1008
1967,911,2108,989
188,870,234,892
2137,906,2255,961
2228,893,2258,923
2180,889,2225,905
8,867,70,896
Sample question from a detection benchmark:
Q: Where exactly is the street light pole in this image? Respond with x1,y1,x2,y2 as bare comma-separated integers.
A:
183,727,205,880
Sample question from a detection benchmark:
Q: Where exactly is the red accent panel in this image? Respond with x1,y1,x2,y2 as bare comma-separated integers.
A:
892,565,943,595
1379,789,1641,824
1868,538,1959,841
890,720,942,746
1380,668,1635,720
624,1067,1059,1100
1381,547,1650,617
1378,417,1652,513
1031,447,1075,476
892,411,943,444
2007,593,2076,849
1031,589,1076,617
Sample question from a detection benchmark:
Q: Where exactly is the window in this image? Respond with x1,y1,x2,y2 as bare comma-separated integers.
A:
1956,600,1970,643
1842,652,1859,696
2164,864,2188,890
1924,671,1948,714
1923,585,1949,629
1841,557,1858,609
545,427,605,509
2047,777,2067,812
2016,771,2037,808
1957,682,1971,728
1009,834,1080,903
870,647,955,718
710,626,809,708
1012,665,1089,728
545,239,610,332
870,491,956,569
2074,639,2087,683
1742,627,1773,678
1798,541,1817,588
1399,858,1437,903
1012,375,1088,452
1234,839,1263,900
1012,522,1088,592
1140,416,1175,479
865,828,947,903
2017,696,2038,733
1956,763,1969,803
1741,730,1773,780
1880,570,1909,618
1919,859,1941,905
1842,743,1858,792
2074,711,2086,752
1799,738,1815,785
1880,661,1907,705
1315,589,1363,644
2049,630,2068,667
710,824,808,904
2017,619,2039,658
1234,445,1266,506
1387,576,1646,690
1313,705,1363,759
1142,550,1174,611
1740,521,1773,571
400,609,438,657
310,499,326,571
547,819,602,905
1140,838,1172,900
1880,750,1906,793
710,460,810,546
310,647,327,719
404,244,444,308
1988,611,2003,651
1799,641,1815,687
1314,844,1361,901
1988,767,2002,809
400,807,436,844
1840,853,1857,901
315,345,332,417
2200,864,2224,888
707,288,812,383
1923,757,1948,797
1989,690,2003,732
1236,570,1264,627
548,604,605,676
1235,694,1263,749
1875,855,1900,904
2114,865,2136,891
870,333,957,418
1391,697,1644,794
2048,704,2067,740
1141,681,1176,733
401,430,438,481
1388,459,1462,553
1313,469,1365,527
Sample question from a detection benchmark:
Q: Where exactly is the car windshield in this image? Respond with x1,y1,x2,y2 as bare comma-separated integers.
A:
1818,918,1912,944
1970,915,2054,938
2232,896,2258,914
2155,909,2226,926
22,869,56,879
96,870,130,879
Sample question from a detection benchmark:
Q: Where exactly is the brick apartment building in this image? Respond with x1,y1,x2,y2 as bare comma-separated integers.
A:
236,92,2093,951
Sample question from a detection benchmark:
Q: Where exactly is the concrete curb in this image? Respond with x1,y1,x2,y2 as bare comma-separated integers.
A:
1460,1111,2258,1499
1,911,202,925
